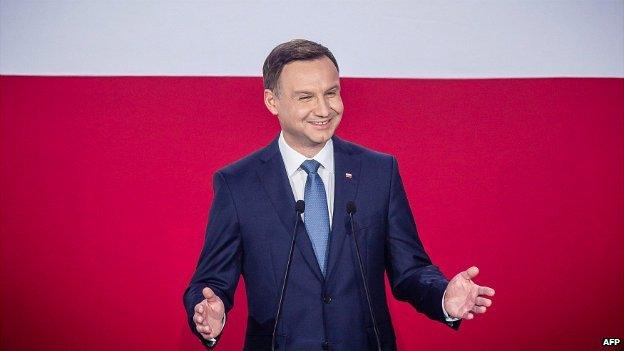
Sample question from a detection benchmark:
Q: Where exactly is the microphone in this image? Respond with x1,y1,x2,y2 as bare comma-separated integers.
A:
347,201,381,351
272,200,305,351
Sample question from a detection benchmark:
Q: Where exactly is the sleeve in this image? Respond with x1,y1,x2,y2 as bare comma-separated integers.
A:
183,171,243,348
384,156,460,330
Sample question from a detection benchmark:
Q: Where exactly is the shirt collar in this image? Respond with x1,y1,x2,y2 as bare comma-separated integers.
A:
278,131,334,177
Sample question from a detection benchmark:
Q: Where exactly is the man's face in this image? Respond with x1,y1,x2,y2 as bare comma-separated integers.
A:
265,56,343,154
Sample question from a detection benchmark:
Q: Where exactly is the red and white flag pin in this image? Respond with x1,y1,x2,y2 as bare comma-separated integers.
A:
345,173,353,179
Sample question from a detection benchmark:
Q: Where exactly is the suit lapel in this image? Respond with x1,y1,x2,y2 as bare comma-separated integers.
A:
325,136,361,282
257,137,324,282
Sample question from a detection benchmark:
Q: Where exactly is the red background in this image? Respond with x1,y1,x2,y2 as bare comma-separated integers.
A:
1,77,622,350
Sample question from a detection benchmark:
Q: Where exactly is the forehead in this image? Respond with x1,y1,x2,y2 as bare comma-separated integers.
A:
278,57,339,91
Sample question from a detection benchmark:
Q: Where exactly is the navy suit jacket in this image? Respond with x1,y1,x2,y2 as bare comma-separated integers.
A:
184,136,459,350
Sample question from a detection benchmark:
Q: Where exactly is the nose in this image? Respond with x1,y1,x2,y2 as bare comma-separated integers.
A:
314,96,331,118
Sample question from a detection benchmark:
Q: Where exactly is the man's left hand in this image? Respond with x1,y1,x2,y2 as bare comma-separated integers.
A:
443,266,495,320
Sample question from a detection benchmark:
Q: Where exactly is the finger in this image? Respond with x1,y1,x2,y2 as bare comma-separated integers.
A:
193,313,205,325
462,266,479,280
194,302,205,314
472,305,487,314
199,328,212,340
463,312,474,320
478,286,495,296
197,324,213,335
475,297,492,307
203,287,218,302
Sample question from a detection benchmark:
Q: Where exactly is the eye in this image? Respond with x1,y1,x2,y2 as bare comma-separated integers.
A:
299,95,313,101
325,91,337,97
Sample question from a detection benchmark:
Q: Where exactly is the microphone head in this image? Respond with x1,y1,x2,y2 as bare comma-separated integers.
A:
346,201,357,214
295,200,305,213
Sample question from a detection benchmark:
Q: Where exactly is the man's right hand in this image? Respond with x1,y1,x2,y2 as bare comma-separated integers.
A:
193,287,225,340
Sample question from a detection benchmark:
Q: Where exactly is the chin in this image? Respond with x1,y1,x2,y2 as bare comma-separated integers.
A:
312,132,333,144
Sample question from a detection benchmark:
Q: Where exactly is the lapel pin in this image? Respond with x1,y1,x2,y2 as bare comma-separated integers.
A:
345,173,352,179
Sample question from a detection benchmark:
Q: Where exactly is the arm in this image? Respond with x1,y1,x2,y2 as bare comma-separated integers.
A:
384,156,460,329
183,171,243,347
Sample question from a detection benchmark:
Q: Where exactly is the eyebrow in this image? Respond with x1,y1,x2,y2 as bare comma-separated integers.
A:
293,85,340,95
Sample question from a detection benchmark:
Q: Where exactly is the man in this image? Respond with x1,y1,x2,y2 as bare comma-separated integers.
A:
184,39,495,350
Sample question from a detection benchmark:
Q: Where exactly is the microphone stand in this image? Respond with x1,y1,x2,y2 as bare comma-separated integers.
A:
347,202,381,351
272,200,305,351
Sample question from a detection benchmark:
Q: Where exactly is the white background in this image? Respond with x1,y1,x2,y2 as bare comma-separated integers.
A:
1,0,623,77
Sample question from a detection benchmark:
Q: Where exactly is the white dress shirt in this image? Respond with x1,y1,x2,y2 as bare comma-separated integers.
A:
278,132,335,228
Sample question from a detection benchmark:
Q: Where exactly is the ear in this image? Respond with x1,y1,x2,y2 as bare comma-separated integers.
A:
264,89,279,116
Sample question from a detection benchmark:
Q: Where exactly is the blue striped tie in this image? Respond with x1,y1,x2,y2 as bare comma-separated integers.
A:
301,159,330,276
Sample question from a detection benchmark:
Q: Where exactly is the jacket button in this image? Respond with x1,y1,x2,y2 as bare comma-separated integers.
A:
322,294,332,304
321,341,330,350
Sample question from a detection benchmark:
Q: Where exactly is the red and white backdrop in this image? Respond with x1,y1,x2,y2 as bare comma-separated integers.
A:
1,2,622,350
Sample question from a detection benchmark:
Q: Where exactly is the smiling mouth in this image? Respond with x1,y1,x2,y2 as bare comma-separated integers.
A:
309,119,331,126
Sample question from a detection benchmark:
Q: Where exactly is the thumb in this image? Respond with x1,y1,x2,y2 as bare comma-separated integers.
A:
461,266,479,280
202,287,218,302
202,287,215,301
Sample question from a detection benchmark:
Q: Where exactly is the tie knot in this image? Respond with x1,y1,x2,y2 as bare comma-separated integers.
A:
301,159,321,174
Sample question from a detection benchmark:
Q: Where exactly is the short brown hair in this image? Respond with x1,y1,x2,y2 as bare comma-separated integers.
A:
262,39,339,95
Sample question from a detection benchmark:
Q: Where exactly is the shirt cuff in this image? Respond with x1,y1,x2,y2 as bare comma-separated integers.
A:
442,288,461,322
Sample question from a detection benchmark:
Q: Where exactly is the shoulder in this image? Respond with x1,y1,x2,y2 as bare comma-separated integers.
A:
217,147,265,178
211,137,280,187
334,136,396,166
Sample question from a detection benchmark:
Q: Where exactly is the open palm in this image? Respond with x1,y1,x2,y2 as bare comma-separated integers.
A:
193,287,225,339
444,266,495,320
